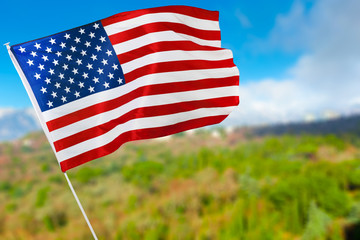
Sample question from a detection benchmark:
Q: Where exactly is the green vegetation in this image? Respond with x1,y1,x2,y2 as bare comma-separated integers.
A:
0,131,360,239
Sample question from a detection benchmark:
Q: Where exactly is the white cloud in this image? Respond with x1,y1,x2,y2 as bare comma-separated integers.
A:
236,10,252,29
0,108,15,118
225,0,360,126
224,79,316,126
267,0,310,52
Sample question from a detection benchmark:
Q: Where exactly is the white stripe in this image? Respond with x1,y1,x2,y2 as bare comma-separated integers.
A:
112,31,221,56
42,66,239,121
104,12,219,36
50,86,239,141
56,106,235,162
122,49,234,74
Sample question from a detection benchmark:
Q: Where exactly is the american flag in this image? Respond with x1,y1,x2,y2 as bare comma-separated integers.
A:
10,6,240,172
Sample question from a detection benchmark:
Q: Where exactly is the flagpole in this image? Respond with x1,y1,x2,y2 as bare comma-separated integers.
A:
4,43,98,240
64,172,99,240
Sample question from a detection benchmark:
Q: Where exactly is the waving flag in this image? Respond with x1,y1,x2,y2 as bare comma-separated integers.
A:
9,6,240,172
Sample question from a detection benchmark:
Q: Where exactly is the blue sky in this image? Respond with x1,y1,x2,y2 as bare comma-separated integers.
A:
1,0,359,125
0,0,297,107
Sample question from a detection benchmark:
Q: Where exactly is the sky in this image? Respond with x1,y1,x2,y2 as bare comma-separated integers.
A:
1,0,359,126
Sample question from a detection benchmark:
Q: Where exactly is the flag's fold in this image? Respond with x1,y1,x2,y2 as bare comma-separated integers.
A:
9,5,240,172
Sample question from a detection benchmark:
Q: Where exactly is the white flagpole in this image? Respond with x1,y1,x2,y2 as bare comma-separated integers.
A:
4,43,98,240
64,172,99,240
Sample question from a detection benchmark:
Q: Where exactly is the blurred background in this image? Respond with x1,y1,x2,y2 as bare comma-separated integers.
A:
1,0,360,239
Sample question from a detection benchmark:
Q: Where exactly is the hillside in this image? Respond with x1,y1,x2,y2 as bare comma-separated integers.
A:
1,129,360,239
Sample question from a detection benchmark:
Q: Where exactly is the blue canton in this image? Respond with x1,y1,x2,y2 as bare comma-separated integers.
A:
11,21,125,112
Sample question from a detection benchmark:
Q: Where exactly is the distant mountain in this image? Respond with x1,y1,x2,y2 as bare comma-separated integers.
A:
0,108,41,141
2,106,360,142
248,114,360,137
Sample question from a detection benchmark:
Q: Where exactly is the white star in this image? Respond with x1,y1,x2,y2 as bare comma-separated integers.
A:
101,59,108,65
74,91,80,98
99,36,106,43
34,43,41,49
88,86,95,93
74,37,81,43
19,46,26,53
48,68,55,75
85,41,91,48
51,91,57,98
105,49,112,56
78,82,85,88
107,72,114,79
72,68,78,74
89,32,95,38
49,38,56,45
47,101,53,108
59,73,65,79
55,82,61,89
61,96,67,103
38,64,45,71
30,51,37,57
65,33,71,39
82,72,89,79
27,59,34,66
60,42,66,49
53,59,59,66
103,82,110,88
45,47,52,53
76,59,83,65
42,55,49,61
64,87,71,93
70,46,77,52
68,78,74,84
66,55,72,61
97,68,104,74
95,45,102,52
40,87,47,94
79,28,85,34
34,73,41,80
117,78,123,84
86,63,93,70
93,77,99,83
55,51,62,57
80,50,87,56
45,78,51,84
90,54,97,61
62,64,69,70
93,23,100,29
112,64,118,70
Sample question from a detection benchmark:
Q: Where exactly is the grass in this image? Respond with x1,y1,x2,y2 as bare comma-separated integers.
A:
0,131,359,239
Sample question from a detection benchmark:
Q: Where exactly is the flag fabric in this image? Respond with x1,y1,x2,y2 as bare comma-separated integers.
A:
9,5,240,172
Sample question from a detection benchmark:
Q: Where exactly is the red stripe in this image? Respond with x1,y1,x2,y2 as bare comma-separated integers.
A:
54,96,238,151
46,76,239,132
101,6,219,27
108,22,220,46
117,41,221,64
59,115,226,172
124,59,236,83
